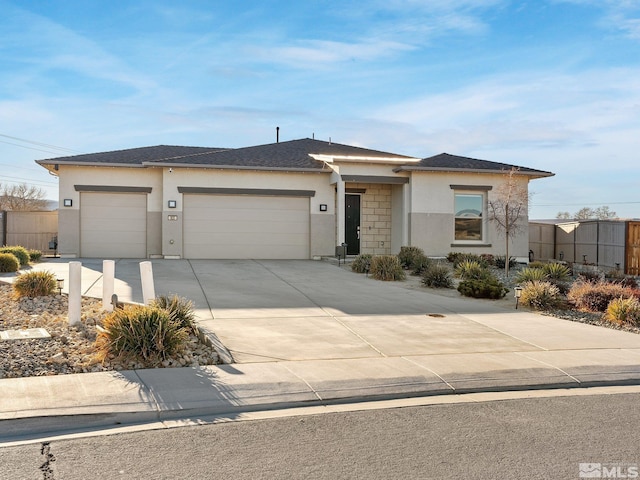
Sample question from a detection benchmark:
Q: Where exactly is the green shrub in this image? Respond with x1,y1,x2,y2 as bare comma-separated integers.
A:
351,254,373,274
421,264,454,288
542,262,571,282
528,261,546,269
0,253,20,273
446,252,463,264
409,253,432,276
398,246,424,268
520,281,562,310
0,246,30,266
495,255,517,270
12,270,57,298
28,249,43,262
454,260,489,280
370,255,406,281
150,294,196,331
451,253,489,269
458,275,508,299
515,267,547,283
605,297,640,326
577,269,604,284
96,305,189,366
480,254,495,266
567,281,636,313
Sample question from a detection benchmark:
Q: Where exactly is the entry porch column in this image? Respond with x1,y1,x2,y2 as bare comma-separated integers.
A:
336,177,345,245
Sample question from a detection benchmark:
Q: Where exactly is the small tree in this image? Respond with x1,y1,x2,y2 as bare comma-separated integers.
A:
0,182,48,211
488,168,529,277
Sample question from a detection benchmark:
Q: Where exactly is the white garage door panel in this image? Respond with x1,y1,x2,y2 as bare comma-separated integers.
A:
183,195,310,259
80,193,147,258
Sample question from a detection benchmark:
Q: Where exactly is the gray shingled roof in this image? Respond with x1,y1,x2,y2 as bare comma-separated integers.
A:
35,141,553,178
151,138,414,170
395,153,554,177
37,138,415,171
37,145,227,166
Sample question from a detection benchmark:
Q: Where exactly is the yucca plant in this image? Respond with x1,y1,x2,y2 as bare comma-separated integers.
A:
454,260,488,280
515,267,547,283
96,305,189,366
12,270,57,298
0,253,20,273
150,294,196,331
605,297,640,326
370,255,406,281
542,262,571,282
519,280,562,310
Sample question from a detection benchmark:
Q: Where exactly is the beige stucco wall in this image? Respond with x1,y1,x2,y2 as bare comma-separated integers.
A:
408,171,530,260
161,167,334,258
57,165,163,257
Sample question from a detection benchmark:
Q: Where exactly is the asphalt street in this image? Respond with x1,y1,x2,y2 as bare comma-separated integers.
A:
2,390,639,480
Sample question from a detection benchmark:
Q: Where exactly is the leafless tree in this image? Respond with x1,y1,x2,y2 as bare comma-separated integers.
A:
0,182,48,211
488,168,530,277
556,206,617,220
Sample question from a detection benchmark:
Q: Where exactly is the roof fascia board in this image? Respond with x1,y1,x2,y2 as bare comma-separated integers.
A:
393,165,554,178
36,160,145,168
147,162,330,173
310,154,420,164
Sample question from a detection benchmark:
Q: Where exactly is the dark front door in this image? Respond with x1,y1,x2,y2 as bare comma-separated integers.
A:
345,194,361,255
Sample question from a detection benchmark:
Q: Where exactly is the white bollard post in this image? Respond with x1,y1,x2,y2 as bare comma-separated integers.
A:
68,261,82,326
102,260,115,312
140,261,156,305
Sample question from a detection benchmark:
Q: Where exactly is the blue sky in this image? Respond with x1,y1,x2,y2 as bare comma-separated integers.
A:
1,0,639,218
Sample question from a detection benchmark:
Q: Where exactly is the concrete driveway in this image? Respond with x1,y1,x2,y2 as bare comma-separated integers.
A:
16,258,640,365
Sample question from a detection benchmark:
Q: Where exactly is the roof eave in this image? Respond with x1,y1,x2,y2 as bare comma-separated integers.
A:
144,162,331,173
393,165,555,179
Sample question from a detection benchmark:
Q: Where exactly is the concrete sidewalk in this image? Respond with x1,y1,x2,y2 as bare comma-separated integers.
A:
2,258,640,441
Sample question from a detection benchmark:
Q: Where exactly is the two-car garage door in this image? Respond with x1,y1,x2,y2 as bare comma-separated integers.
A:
183,194,310,259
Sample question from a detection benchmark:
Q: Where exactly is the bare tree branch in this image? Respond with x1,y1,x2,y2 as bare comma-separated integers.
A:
0,182,48,211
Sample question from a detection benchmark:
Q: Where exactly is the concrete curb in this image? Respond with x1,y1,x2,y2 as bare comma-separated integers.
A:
2,363,640,443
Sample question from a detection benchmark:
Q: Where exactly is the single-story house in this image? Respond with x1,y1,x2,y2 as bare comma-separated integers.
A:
36,138,553,260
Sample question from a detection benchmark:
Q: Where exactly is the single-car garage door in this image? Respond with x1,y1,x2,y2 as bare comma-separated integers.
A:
183,194,310,259
80,192,147,258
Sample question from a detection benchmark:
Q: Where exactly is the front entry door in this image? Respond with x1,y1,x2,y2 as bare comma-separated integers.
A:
345,194,361,255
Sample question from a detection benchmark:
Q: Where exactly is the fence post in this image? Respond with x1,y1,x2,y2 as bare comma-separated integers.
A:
140,261,155,305
102,260,115,312
68,261,82,326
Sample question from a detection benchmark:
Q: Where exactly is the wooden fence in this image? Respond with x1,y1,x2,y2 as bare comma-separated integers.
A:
1,210,58,253
530,220,639,275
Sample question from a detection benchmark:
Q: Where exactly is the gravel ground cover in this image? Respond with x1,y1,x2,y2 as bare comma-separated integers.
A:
0,281,219,379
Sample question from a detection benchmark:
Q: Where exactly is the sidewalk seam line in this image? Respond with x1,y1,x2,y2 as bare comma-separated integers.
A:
401,356,456,391
279,363,323,402
514,352,582,384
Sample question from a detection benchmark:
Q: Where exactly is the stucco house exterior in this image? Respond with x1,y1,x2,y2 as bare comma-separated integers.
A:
36,138,553,260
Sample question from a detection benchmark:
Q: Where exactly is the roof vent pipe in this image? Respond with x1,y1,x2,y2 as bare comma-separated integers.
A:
276,126,279,143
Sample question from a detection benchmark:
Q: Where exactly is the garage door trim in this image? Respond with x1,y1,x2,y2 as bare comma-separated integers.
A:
178,186,315,197
75,185,152,193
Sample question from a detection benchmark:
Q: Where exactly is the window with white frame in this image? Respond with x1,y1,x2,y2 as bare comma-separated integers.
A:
454,192,484,241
